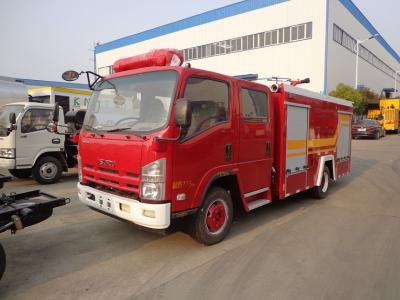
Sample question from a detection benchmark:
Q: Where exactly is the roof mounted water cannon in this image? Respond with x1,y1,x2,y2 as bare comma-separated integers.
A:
290,78,310,87
113,49,184,73
265,76,310,92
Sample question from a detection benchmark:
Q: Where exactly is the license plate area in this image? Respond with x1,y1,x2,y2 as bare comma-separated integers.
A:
358,128,366,132
86,192,114,212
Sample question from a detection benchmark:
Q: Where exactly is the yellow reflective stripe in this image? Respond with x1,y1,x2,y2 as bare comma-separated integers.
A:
308,147,336,155
339,115,351,121
287,140,307,150
308,137,336,148
53,87,92,95
287,152,307,158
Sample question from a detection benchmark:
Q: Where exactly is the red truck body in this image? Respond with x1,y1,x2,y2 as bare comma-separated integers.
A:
77,49,352,244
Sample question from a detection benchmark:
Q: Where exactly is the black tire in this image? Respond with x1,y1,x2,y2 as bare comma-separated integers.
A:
8,168,32,179
311,166,330,199
193,187,233,245
0,243,6,280
374,131,380,140
32,156,62,184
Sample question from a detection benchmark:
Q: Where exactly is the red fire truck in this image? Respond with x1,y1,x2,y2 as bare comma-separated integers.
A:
59,49,352,245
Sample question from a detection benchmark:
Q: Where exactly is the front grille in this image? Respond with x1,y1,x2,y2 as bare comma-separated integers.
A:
87,181,139,199
99,168,119,175
83,164,140,197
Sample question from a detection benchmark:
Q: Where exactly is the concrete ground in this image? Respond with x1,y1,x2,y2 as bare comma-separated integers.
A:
0,135,399,300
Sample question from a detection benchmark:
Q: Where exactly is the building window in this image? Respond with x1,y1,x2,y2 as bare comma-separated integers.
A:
332,23,396,79
248,34,254,49
181,21,313,62
98,66,113,76
254,34,259,48
298,24,305,40
284,27,291,43
271,30,278,44
265,32,271,46
243,36,248,51
279,28,284,43
259,33,265,47
306,22,312,39
291,26,298,41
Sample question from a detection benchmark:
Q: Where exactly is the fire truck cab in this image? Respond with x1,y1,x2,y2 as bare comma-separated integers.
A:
66,49,352,245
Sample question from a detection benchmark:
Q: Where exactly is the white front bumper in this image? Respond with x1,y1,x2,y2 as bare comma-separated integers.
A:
0,158,15,170
77,183,171,229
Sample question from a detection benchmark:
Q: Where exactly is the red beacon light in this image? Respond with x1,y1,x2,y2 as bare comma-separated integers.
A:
113,49,184,73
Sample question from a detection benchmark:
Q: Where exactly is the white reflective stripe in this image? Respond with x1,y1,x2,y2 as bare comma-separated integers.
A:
244,187,270,198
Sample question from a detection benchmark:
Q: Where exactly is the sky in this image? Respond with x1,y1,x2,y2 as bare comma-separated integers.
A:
1,0,399,82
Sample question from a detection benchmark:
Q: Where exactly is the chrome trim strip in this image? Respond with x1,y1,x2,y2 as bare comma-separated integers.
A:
244,187,270,198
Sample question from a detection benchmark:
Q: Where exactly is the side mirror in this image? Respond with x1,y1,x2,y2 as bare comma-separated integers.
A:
9,113,16,125
47,122,58,133
52,103,60,123
174,99,192,129
62,70,80,82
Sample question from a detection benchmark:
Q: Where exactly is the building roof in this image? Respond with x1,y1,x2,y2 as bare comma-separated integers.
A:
18,78,89,90
95,0,400,64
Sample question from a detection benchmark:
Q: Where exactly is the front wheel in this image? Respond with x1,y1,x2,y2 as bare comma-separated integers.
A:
32,156,62,184
0,243,6,280
193,187,233,245
311,166,330,199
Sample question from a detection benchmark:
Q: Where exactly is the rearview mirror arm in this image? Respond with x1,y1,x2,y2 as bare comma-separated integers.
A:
153,127,185,142
83,71,104,90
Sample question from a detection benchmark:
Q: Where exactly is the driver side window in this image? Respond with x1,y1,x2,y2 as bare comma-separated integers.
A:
21,109,52,134
183,77,229,138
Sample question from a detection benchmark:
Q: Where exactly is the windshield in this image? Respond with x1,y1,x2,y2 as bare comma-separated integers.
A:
0,105,24,137
84,71,178,133
356,119,377,126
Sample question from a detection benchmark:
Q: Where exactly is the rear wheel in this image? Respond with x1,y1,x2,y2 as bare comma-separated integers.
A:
311,166,330,199
193,187,233,245
0,243,6,280
8,168,32,179
32,156,62,184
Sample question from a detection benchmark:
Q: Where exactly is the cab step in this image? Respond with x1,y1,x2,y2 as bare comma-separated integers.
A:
248,199,271,211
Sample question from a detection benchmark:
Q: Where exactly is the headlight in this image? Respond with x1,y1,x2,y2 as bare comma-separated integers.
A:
0,148,15,159
141,158,166,201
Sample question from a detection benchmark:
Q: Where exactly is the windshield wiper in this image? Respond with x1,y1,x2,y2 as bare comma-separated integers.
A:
105,127,144,139
106,127,132,133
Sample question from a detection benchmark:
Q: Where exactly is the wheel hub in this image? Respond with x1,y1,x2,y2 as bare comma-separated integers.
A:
206,200,227,233
40,162,57,180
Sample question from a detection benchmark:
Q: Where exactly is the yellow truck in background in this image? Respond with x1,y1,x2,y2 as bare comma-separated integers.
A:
368,95,400,133
379,99,400,133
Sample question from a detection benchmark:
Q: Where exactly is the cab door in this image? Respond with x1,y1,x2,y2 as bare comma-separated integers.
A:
237,85,273,205
15,108,63,168
172,75,236,212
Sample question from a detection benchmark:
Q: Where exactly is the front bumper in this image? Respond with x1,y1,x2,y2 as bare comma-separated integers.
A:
0,158,15,170
77,183,171,229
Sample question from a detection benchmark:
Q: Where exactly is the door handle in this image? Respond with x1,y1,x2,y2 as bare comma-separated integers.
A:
266,142,271,157
20,135,27,138
225,144,232,161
